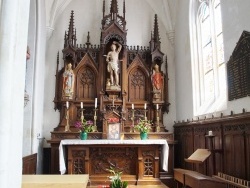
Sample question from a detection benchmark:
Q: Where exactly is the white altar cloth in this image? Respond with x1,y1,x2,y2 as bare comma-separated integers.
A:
59,139,169,174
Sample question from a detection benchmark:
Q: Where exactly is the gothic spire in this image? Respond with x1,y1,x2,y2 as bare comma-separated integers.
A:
110,0,118,14
103,0,105,18
123,0,126,18
86,31,91,49
56,51,59,73
66,10,77,47
153,14,161,48
68,10,75,39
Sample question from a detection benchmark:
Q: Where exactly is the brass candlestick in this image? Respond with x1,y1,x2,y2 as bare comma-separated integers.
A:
92,108,98,132
131,109,135,132
65,106,71,132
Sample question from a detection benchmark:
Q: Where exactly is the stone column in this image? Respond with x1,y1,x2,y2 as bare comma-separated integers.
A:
0,0,30,187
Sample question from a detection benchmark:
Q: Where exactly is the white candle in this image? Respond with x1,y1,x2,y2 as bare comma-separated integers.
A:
208,130,213,136
66,101,69,109
144,103,147,109
156,104,159,110
81,102,83,109
132,104,134,109
95,98,97,108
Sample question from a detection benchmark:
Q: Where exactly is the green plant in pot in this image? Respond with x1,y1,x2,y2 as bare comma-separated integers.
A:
107,166,128,188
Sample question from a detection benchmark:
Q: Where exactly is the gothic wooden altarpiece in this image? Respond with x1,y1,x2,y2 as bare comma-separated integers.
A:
49,0,174,186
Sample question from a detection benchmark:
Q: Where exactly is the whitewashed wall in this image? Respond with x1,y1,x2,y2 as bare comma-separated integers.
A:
43,0,177,146
175,0,250,122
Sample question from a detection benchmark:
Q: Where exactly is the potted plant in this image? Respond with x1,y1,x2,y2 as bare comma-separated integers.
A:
107,166,128,188
134,118,152,140
74,119,94,140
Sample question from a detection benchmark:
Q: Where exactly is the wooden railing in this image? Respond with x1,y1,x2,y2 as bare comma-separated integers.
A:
213,172,250,188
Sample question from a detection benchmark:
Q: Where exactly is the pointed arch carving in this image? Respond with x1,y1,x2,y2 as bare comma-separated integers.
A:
74,53,98,100
128,55,151,102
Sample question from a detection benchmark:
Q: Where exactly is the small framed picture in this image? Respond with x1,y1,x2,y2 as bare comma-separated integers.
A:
108,123,120,140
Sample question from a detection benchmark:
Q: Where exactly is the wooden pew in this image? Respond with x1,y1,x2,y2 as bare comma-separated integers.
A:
174,168,227,188
22,174,89,188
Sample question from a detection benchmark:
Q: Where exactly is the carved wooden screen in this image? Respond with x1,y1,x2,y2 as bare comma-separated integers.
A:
76,66,96,99
129,68,147,101
227,31,250,101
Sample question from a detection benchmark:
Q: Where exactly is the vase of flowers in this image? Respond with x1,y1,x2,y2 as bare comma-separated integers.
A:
107,166,128,188
74,119,94,140
134,119,152,140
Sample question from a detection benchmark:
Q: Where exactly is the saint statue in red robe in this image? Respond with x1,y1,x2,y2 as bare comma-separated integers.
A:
152,64,163,90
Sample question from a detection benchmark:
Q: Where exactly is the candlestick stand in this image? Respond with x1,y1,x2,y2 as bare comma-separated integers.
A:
144,109,147,121
156,109,160,132
80,108,85,132
130,109,135,132
65,107,71,132
92,108,98,132
81,109,85,121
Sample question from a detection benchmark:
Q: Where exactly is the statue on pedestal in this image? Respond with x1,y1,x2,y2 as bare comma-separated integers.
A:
106,41,122,91
62,63,74,99
152,64,163,101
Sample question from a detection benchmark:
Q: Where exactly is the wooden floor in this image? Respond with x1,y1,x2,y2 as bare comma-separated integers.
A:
87,184,169,188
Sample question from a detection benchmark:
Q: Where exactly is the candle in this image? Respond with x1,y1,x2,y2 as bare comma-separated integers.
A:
208,130,213,136
156,104,159,110
66,101,69,109
144,103,147,109
81,102,83,109
95,98,97,108
132,104,134,109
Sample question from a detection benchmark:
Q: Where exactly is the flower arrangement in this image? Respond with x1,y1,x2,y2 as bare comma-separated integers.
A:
134,118,152,133
74,119,94,133
107,166,128,188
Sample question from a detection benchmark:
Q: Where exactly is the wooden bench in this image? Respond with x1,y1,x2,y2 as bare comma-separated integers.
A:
174,168,227,188
22,174,89,188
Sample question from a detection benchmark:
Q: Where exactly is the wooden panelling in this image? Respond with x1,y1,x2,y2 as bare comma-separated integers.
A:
174,112,250,181
22,153,37,174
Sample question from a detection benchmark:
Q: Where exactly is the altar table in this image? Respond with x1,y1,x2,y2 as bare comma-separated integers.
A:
59,139,169,185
